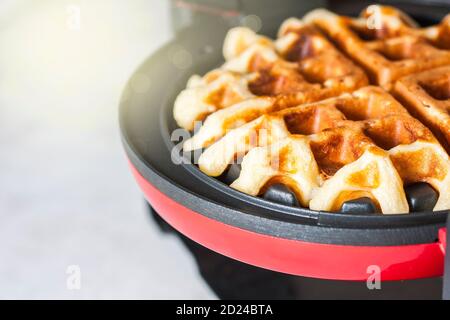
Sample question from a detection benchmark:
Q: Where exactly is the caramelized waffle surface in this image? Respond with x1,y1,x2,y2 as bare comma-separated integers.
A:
394,66,450,153
174,18,368,133
173,5,450,214
303,5,450,90
200,87,450,214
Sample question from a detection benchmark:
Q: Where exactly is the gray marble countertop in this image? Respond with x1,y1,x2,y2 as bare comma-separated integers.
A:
0,0,215,299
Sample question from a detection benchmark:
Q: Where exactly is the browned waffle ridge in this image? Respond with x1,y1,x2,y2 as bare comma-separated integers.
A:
303,5,450,90
394,66,450,153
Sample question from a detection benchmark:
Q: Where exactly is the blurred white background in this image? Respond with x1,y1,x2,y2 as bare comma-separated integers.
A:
0,0,215,299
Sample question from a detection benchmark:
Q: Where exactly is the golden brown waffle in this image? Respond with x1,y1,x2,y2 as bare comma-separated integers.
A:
175,20,368,134
200,87,450,213
173,5,450,214
394,66,450,152
303,5,450,90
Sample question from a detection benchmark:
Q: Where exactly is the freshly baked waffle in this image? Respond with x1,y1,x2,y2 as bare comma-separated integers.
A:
303,6,450,90
175,19,367,137
394,66,450,152
200,87,450,213
173,5,450,214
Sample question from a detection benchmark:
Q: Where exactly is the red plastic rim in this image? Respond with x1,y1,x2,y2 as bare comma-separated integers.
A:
130,162,446,281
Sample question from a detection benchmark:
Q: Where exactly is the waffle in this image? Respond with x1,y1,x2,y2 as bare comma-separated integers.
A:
394,66,450,152
303,6,450,90
201,87,450,213
175,19,367,139
173,5,450,214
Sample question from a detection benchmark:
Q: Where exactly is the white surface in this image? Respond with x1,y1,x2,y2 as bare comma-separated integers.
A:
0,0,215,299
